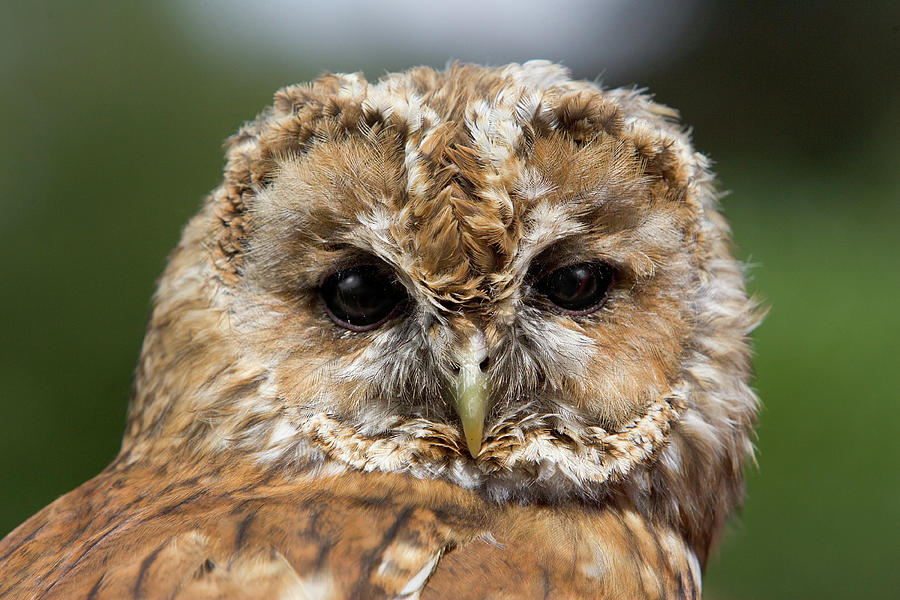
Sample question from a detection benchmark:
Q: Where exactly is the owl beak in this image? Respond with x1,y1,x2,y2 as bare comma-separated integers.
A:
449,333,490,458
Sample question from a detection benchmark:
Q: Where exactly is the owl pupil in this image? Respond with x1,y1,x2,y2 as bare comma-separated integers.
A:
536,262,612,313
320,266,404,330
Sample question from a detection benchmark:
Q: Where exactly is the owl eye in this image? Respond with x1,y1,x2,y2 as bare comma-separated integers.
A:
535,262,613,314
320,265,406,331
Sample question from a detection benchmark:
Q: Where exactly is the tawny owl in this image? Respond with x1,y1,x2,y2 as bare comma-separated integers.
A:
0,61,760,599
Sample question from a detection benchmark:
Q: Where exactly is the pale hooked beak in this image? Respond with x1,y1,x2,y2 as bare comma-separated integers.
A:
448,331,490,458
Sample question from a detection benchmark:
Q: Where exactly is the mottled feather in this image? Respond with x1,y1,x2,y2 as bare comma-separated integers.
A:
0,61,759,598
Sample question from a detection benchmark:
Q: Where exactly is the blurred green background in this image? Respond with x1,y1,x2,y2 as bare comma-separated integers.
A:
1,1,897,597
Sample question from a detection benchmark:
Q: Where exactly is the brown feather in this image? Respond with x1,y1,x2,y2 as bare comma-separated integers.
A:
0,61,760,597
1,458,700,599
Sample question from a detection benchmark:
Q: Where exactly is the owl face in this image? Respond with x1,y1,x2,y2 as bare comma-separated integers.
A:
243,124,690,435
127,63,758,518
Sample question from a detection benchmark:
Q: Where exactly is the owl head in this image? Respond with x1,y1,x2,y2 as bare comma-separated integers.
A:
123,61,760,561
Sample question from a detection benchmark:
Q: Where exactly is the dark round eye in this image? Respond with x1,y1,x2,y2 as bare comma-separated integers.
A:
320,265,406,331
535,262,613,314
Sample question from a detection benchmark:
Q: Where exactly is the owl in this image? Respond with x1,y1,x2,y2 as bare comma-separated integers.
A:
0,61,760,599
